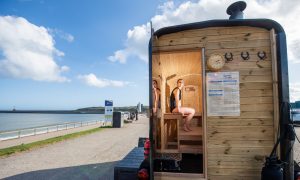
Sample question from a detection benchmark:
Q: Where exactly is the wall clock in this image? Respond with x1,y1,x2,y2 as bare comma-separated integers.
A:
207,54,225,71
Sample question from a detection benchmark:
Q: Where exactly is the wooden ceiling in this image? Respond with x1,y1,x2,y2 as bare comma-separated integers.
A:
152,50,202,87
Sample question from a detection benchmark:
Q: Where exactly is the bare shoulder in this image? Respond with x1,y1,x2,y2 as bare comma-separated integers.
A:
173,88,179,95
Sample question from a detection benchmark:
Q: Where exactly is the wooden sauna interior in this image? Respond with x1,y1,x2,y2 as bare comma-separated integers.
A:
152,50,204,175
152,26,278,180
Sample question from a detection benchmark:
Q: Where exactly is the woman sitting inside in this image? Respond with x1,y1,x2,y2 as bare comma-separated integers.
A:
170,79,195,132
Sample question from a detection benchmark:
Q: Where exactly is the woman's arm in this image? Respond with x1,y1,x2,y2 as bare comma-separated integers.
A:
175,89,181,111
153,89,158,113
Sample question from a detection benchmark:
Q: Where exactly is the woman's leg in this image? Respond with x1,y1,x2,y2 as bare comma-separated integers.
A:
172,108,189,132
180,107,195,131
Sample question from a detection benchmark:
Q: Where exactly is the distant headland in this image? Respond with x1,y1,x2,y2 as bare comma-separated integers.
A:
0,106,149,114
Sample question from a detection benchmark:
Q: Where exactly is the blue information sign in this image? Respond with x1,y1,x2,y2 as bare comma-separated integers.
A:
105,100,113,123
105,100,113,106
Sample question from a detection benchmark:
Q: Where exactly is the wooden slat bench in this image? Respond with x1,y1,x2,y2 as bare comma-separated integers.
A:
162,113,203,154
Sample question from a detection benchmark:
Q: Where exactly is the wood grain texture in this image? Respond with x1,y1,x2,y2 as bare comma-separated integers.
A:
153,26,276,179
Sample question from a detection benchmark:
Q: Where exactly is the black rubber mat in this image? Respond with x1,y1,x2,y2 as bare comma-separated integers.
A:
179,153,203,173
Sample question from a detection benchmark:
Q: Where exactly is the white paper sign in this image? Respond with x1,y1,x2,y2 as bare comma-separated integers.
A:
206,72,240,116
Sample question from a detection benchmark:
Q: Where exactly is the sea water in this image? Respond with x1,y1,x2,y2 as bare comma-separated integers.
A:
0,113,105,132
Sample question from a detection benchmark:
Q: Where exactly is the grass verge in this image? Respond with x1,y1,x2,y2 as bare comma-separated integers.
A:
0,126,111,157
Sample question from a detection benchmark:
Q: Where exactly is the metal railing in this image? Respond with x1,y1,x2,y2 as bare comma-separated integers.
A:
0,120,110,141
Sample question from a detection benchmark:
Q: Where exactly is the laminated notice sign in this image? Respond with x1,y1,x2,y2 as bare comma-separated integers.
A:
206,72,240,116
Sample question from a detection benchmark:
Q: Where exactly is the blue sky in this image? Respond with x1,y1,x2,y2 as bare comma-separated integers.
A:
1,0,300,110
0,0,162,110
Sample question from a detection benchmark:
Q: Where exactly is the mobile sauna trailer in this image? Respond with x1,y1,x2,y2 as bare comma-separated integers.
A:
149,1,293,180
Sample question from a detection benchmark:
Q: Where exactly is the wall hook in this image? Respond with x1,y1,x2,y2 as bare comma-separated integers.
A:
257,51,267,60
224,52,233,61
241,51,250,60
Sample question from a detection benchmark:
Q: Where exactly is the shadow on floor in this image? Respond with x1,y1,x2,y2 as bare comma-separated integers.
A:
3,161,118,180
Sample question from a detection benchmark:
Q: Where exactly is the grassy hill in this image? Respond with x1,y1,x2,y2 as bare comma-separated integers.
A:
75,106,149,114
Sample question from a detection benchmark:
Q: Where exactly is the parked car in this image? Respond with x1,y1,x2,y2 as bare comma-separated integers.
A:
122,112,130,120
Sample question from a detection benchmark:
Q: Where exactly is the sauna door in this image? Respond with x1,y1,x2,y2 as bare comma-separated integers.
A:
152,50,205,176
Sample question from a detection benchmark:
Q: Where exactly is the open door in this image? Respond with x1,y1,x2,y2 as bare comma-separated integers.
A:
151,50,206,179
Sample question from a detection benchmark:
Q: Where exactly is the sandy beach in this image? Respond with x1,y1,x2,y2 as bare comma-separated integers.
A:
0,115,149,180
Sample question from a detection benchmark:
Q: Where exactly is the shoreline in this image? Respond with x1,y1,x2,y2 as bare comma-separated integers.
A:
0,110,104,114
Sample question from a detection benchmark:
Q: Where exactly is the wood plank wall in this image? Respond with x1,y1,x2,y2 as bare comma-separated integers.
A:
153,26,275,180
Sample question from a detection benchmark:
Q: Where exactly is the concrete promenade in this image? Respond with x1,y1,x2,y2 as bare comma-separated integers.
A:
294,128,300,164
0,115,149,180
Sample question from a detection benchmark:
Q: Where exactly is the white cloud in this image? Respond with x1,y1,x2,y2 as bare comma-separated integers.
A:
157,1,175,12
108,49,128,64
109,0,300,64
78,73,131,88
61,66,70,72
48,28,74,43
108,24,150,63
0,16,70,82
290,83,300,102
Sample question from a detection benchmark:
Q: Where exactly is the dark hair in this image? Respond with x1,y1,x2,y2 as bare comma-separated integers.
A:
177,79,183,84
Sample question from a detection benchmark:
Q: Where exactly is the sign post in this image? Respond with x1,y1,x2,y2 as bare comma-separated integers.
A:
105,100,113,125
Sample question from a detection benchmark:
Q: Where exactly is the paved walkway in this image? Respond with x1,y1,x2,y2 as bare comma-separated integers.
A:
294,127,300,163
0,115,149,180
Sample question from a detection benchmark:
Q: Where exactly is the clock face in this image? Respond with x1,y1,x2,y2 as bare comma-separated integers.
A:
207,54,225,71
